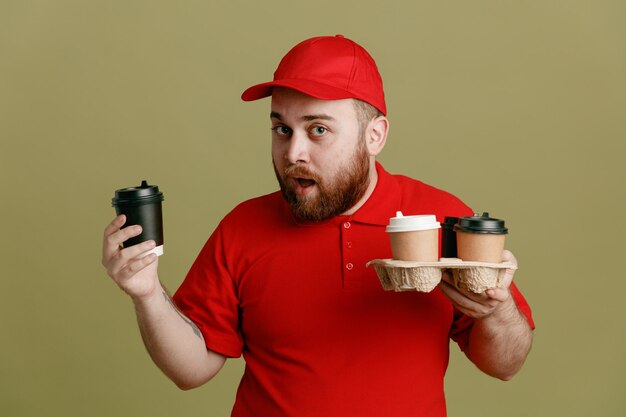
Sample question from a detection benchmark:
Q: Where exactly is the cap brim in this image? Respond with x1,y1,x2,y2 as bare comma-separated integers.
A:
241,79,356,102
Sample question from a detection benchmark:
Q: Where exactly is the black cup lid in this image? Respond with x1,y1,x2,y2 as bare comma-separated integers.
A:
112,180,164,207
454,212,508,234
441,216,459,230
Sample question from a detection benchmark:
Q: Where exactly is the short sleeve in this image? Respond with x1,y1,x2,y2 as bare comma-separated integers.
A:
450,282,535,353
173,222,243,358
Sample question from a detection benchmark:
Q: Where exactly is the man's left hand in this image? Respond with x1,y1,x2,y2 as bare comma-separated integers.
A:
438,249,518,319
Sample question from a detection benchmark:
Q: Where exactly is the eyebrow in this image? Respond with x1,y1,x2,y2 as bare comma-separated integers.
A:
270,112,336,122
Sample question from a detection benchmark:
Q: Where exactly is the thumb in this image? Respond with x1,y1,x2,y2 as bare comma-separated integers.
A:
499,249,518,289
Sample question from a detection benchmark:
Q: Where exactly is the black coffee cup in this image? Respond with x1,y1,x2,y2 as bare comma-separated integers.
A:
441,216,459,258
112,180,165,256
454,212,508,262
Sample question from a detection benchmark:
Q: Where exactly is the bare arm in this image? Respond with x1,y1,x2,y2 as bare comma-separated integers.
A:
102,215,226,390
132,284,227,389
465,293,532,380
439,250,533,380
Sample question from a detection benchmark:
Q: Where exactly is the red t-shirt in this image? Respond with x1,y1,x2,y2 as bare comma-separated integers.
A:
173,162,534,417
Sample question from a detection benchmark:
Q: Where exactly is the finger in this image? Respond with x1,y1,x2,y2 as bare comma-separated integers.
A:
456,286,491,305
102,224,143,262
107,239,157,276
439,280,498,318
499,249,517,289
109,225,143,248
124,239,157,259
437,279,456,301
102,215,127,262
104,215,127,238
439,280,483,310
485,287,511,302
117,253,158,282
441,271,490,303
439,280,481,315
501,249,517,266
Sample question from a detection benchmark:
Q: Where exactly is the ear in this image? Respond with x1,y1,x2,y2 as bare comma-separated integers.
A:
365,116,389,156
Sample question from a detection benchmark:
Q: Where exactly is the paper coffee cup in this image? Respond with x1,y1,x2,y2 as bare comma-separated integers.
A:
386,211,440,261
454,212,507,263
112,180,165,257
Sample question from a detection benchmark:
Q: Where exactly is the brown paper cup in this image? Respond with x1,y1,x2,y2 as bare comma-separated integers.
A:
456,232,505,263
389,229,439,261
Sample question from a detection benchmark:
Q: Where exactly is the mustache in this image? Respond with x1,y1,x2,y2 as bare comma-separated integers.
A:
283,164,322,183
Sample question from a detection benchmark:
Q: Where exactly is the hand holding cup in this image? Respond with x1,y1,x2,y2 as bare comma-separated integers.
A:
439,249,518,319
101,215,160,300
102,180,165,300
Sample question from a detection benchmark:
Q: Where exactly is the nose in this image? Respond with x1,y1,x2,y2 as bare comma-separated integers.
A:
284,131,310,164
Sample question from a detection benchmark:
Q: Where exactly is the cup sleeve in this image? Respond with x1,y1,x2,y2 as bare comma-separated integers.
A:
450,281,535,353
173,224,243,358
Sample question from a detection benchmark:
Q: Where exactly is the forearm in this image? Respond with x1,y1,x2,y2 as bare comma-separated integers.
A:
467,296,533,381
133,284,226,389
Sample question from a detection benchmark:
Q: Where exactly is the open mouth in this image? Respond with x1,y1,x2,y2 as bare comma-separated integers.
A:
290,176,317,196
296,177,316,188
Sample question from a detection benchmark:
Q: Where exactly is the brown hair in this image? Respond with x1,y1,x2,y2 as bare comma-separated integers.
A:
353,99,383,137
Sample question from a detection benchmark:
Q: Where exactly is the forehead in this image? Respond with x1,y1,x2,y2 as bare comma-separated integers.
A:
270,88,358,122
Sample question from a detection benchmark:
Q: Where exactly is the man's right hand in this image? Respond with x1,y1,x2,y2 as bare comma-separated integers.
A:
102,214,160,300
100,214,226,389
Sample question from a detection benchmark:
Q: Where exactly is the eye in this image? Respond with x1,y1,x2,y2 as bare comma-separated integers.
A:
310,126,327,136
271,125,292,137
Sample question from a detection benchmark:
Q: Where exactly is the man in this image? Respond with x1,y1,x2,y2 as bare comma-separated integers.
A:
102,35,534,417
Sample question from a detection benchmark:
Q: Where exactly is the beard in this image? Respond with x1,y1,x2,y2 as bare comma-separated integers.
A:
273,140,371,222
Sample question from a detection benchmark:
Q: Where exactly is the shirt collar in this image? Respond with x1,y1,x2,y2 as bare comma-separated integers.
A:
350,161,400,226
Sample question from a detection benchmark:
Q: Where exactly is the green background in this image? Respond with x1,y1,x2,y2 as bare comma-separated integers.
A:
1,1,624,416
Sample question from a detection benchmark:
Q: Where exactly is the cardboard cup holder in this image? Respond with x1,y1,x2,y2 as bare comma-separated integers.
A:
366,258,517,293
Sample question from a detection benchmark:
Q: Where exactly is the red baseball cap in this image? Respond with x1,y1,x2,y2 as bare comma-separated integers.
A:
241,35,386,115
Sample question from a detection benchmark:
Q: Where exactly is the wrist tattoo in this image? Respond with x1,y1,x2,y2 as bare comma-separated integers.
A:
162,291,204,341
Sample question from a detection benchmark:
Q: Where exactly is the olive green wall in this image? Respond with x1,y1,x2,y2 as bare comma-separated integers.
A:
1,1,624,416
